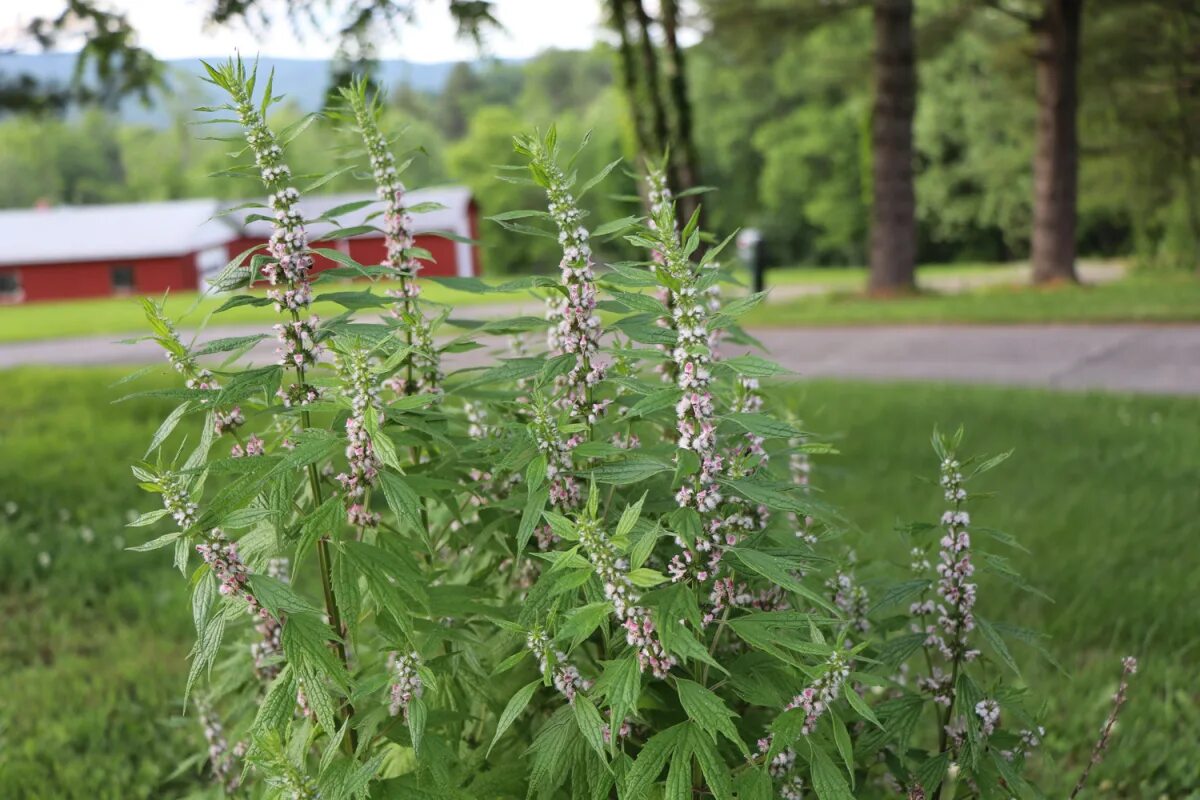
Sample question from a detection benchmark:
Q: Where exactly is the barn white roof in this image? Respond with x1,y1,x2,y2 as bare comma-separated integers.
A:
0,199,232,267
239,185,474,240
0,186,473,268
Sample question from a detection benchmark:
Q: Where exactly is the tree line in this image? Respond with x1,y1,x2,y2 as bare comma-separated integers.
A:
3,0,1197,282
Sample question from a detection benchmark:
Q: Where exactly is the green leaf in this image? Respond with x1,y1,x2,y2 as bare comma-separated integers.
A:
249,574,320,617
407,695,427,757
675,679,747,755
251,664,297,736
915,751,950,796
687,723,733,800
526,454,547,492
977,616,1022,676
578,158,622,198
591,457,671,485
810,742,855,800
377,471,423,534
719,355,790,378
594,655,641,734
842,683,884,729
518,487,550,558
729,548,836,613
488,679,539,756
561,602,614,649
126,529,180,549
831,713,855,787
630,523,661,570
723,412,802,440
628,568,668,588
186,612,225,700
624,723,687,797
144,401,192,457
572,694,609,761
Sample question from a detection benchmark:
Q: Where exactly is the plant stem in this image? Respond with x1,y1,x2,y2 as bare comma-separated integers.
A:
297,351,357,755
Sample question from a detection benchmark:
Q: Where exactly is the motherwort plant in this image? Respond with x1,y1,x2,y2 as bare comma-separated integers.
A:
128,67,1135,799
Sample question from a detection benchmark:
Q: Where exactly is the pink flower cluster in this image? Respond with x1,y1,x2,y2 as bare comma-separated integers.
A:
788,432,817,544
336,349,382,528
159,470,199,529
930,457,979,662
784,650,850,735
197,700,242,794
975,698,1000,736
531,404,582,520
213,406,244,436
230,433,265,459
387,650,423,719
227,81,321,406
756,737,805,800
575,515,674,678
354,108,443,395
526,627,591,703
539,159,606,419
250,557,289,680
828,567,871,636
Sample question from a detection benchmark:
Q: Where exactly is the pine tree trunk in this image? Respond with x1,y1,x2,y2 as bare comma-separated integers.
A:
629,0,673,169
661,0,703,225
1030,0,1083,284
609,0,652,164
868,0,918,295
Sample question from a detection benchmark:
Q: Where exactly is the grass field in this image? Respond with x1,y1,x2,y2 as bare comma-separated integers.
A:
3,266,1199,346
747,270,1200,326
0,368,1196,798
0,277,532,344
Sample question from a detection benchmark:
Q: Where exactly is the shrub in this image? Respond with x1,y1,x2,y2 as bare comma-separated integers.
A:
127,58,1134,799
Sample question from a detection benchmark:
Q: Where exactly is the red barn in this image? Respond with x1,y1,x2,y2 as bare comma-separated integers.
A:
0,186,479,304
0,199,229,304
222,185,480,287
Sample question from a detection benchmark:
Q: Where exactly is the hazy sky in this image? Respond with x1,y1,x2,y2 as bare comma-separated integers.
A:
3,0,608,63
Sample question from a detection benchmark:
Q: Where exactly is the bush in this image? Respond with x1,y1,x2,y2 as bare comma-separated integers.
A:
126,58,1134,799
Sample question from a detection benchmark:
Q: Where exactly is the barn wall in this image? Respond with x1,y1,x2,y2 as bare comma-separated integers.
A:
224,233,471,280
1,255,198,303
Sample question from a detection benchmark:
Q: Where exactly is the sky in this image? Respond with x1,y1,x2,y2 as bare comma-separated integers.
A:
2,0,608,63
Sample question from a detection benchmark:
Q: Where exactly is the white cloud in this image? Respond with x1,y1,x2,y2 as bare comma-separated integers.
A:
2,0,605,63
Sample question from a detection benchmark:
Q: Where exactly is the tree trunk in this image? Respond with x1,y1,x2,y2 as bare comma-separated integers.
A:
868,0,918,295
660,0,703,225
629,0,673,168
608,0,652,165
1030,0,1083,284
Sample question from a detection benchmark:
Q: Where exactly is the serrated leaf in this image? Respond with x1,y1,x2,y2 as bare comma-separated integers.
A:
810,742,855,800
687,723,733,800
842,683,884,729
831,713,855,787
572,694,608,761
624,723,687,797
675,679,747,755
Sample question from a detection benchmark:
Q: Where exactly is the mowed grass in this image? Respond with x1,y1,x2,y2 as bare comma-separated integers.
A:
0,277,534,344
0,368,1196,797
4,265,1200,345
745,270,1200,326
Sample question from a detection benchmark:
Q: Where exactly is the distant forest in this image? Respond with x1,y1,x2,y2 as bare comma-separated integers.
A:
1,1,1195,276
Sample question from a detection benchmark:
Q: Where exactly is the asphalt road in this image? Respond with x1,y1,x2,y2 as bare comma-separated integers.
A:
3,322,1197,396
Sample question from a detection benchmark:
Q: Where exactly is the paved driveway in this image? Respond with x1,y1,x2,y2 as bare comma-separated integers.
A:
2,322,1197,396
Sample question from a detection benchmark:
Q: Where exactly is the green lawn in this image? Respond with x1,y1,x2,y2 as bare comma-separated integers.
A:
3,266,1199,346
0,277,534,344
0,369,1196,797
744,271,1200,326
759,261,1027,288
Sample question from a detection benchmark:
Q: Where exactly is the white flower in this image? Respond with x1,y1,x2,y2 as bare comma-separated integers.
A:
36,551,51,568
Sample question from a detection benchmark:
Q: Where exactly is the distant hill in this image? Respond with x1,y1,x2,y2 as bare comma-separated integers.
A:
0,52,466,125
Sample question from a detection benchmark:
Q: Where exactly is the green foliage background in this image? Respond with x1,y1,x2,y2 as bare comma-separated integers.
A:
2,0,1196,274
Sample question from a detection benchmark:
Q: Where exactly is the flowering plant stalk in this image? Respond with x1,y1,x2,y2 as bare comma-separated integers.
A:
128,65,1136,799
